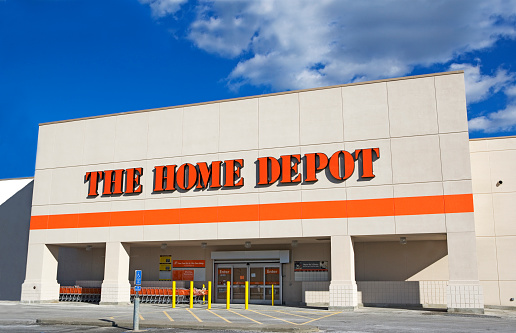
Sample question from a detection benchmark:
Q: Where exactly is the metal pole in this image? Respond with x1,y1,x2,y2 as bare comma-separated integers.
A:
133,290,140,331
271,284,274,306
226,281,230,310
245,281,249,310
208,281,212,309
172,281,176,309
203,284,206,304
190,281,194,309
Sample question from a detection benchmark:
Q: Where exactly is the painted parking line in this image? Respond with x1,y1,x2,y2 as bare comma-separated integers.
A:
163,310,174,322
187,309,203,322
207,309,232,323
139,314,145,320
227,309,263,324
247,309,298,325
299,311,342,325
273,310,315,319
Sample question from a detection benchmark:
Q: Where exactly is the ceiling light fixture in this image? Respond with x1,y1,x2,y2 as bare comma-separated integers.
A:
399,237,407,245
244,241,251,249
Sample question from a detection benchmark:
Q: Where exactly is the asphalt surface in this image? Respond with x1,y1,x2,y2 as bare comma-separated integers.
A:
0,301,515,332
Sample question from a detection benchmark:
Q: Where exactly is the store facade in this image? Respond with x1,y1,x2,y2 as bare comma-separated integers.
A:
21,71,485,313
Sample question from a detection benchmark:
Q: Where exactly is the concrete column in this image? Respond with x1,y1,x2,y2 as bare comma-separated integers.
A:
446,231,484,313
329,235,358,310
100,242,131,305
20,243,60,303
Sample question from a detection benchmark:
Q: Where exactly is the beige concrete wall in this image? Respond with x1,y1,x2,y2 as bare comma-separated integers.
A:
26,71,484,309
355,241,448,281
471,137,516,308
30,71,472,245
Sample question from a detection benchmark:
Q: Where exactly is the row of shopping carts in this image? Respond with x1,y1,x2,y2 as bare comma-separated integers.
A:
130,287,208,304
59,286,101,303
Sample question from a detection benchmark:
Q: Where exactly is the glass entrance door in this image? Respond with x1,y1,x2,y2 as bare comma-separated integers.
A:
214,263,281,304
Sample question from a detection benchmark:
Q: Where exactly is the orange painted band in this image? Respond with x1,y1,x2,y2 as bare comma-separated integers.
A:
30,194,474,230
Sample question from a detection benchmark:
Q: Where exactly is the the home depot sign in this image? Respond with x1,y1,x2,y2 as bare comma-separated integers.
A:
84,148,379,196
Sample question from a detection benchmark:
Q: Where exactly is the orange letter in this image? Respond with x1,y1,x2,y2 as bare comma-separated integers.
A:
304,153,328,182
176,163,197,190
354,148,379,178
328,151,354,181
257,157,281,185
280,154,301,183
85,171,103,196
125,167,143,194
197,161,222,189
103,169,124,195
154,165,176,192
224,159,244,187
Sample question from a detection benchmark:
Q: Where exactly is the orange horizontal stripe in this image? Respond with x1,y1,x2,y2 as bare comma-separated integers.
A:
48,214,78,229
394,195,445,216
30,215,48,230
78,212,110,228
302,201,347,219
348,197,394,218
444,194,474,214
219,204,259,222
30,194,474,230
260,202,302,221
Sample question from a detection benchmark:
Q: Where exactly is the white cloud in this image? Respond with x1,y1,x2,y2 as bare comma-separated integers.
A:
449,63,515,104
469,103,516,133
184,0,516,91
139,0,187,18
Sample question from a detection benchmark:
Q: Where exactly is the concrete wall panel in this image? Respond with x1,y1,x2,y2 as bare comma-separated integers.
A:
391,135,442,184
434,73,469,133
342,82,390,142
387,77,438,137
147,108,183,159
299,88,343,145
219,99,259,152
258,93,299,149
182,103,220,156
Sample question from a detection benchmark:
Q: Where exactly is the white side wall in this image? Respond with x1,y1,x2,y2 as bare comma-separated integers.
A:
471,137,516,308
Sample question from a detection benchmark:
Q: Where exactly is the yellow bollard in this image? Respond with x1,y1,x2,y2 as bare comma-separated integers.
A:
226,281,230,310
208,281,212,309
203,284,205,304
271,284,274,306
190,281,194,309
172,281,176,309
245,281,249,310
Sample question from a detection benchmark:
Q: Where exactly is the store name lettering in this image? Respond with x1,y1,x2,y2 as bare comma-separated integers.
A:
84,148,379,196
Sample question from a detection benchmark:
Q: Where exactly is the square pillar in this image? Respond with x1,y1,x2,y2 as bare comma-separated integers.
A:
20,244,60,303
100,242,131,305
329,235,358,310
447,231,484,313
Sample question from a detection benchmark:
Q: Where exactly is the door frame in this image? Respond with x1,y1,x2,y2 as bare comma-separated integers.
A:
214,262,282,304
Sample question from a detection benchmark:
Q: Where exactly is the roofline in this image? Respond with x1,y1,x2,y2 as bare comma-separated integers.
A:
39,70,464,126
0,177,34,182
470,135,516,141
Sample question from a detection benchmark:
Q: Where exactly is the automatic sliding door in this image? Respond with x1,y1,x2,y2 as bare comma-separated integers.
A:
232,266,247,301
250,267,264,300
216,267,231,302
265,267,280,302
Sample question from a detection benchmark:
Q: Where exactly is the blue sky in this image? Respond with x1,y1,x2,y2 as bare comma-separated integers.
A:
1,0,516,179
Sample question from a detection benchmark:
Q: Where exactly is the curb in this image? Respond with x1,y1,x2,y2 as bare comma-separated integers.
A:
36,318,320,332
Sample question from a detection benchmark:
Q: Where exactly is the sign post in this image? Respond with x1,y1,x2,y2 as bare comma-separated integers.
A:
133,270,142,331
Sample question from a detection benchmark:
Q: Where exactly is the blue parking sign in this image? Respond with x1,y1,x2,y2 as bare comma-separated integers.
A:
134,285,141,292
135,270,142,286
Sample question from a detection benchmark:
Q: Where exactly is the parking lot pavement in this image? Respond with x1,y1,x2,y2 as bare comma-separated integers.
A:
0,301,515,332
